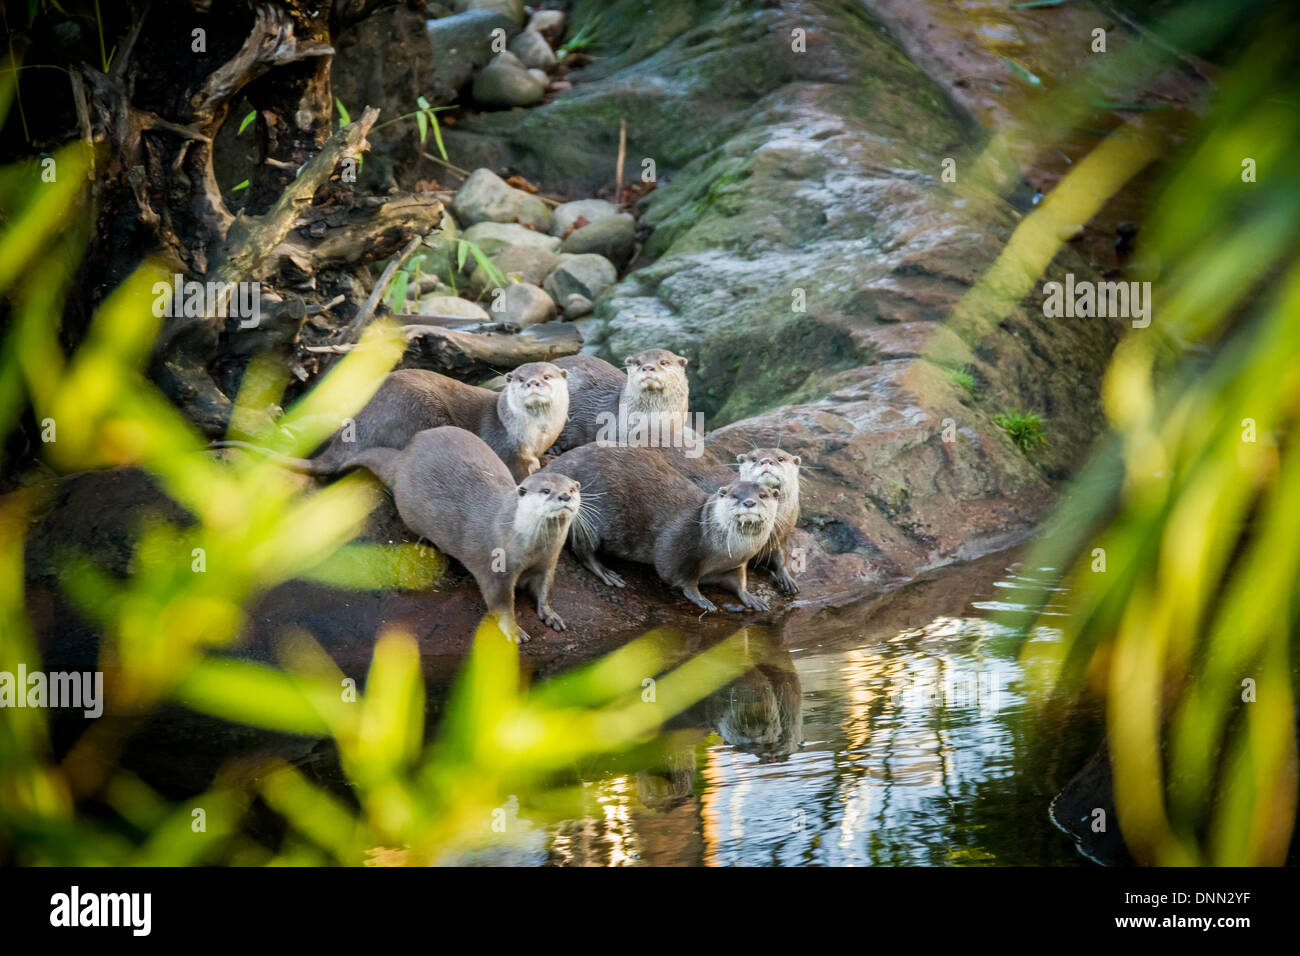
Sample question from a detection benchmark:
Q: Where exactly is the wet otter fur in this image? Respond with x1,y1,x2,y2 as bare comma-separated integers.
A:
552,349,690,451
541,444,777,613
345,426,581,643
655,446,803,594
216,364,569,481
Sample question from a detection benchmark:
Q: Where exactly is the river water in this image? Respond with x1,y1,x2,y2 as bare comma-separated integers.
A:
539,551,1094,866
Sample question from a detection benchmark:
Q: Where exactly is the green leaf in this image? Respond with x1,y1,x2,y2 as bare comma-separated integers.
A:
1002,57,1042,87
385,271,409,313
174,659,329,735
231,179,249,192
416,109,428,144
237,110,256,136
429,113,448,162
335,97,351,128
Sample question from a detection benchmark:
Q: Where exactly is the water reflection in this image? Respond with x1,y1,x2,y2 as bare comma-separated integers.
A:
546,561,1083,866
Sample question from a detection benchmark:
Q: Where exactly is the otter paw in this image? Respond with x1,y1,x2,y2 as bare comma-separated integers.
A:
774,572,800,596
691,597,718,614
507,627,532,644
742,595,771,612
599,570,627,588
540,606,566,631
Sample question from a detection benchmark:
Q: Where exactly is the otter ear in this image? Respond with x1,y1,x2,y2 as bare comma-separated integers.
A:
678,355,688,367
505,372,515,383
573,481,581,491
793,455,802,466
517,486,527,497
736,453,751,463
559,368,568,379
623,355,636,366
716,483,730,496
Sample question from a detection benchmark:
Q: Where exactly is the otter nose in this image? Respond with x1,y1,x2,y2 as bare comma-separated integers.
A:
640,365,656,373
526,378,542,388
557,492,571,502
742,498,757,508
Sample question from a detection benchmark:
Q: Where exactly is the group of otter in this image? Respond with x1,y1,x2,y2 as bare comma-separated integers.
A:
216,349,803,643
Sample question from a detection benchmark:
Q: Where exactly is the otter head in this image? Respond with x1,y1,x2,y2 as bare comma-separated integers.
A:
515,472,582,528
737,448,801,495
505,362,569,417
709,480,777,542
623,349,689,406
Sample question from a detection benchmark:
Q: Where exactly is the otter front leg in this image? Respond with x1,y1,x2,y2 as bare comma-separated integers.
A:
708,566,769,613
766,547,799,596
680,583,718,614
522,567,566,631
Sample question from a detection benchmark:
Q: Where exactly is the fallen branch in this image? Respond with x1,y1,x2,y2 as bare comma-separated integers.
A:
338,233,424,342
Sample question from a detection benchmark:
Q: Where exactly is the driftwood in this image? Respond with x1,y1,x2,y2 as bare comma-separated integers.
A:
305,320,582,383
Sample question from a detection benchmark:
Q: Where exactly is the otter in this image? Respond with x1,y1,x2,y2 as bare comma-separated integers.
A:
217,364,569,481
541,444,777,613
551,349,691,451
342,426,581,643
654,446,803,595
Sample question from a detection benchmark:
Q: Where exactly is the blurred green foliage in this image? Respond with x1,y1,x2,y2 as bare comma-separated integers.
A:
961,2,1300,864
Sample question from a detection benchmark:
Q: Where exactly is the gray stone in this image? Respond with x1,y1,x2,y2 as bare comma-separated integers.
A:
481,245,563,287
461,221,561,255
510,30,557,70
489,50,526,71
490,282,558,326
472,61,546,108
550,198,625,237
528,68,550,86
417,294,491,321
543,254,618,302
426,10,521,103
453,168,554,231
560,214,636,268
563,293,594,319
526,9,566,40
452,0,524,25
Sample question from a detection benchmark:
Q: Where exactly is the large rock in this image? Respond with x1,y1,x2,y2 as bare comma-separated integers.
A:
476,244,563,288
472,60,546,108
490,282,558,326
452,168,554,231
526,9,566,43
509,30,557,70
460,221,561,255
453,0,525,25
543,254,618,302
417,294,491,321
426,10,523,102
443,0,1122,588
560,214,636,267
550,198,624,237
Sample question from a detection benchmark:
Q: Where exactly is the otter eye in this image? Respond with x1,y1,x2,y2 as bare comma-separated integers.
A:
777,456,785,462
517,487,526,497
541,487,551,495
660,360,668,366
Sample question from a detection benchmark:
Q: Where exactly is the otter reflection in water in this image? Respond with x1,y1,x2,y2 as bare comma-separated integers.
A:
637,626,803,810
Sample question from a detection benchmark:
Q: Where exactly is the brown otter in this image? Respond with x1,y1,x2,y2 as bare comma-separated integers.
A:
217,364,569,481
654,446,803,594
541,444,777,613
551,349,691,451
342,426,581,643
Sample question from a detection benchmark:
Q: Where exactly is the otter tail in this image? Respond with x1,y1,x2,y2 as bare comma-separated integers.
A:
343,447,401,487
207,440,335,476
